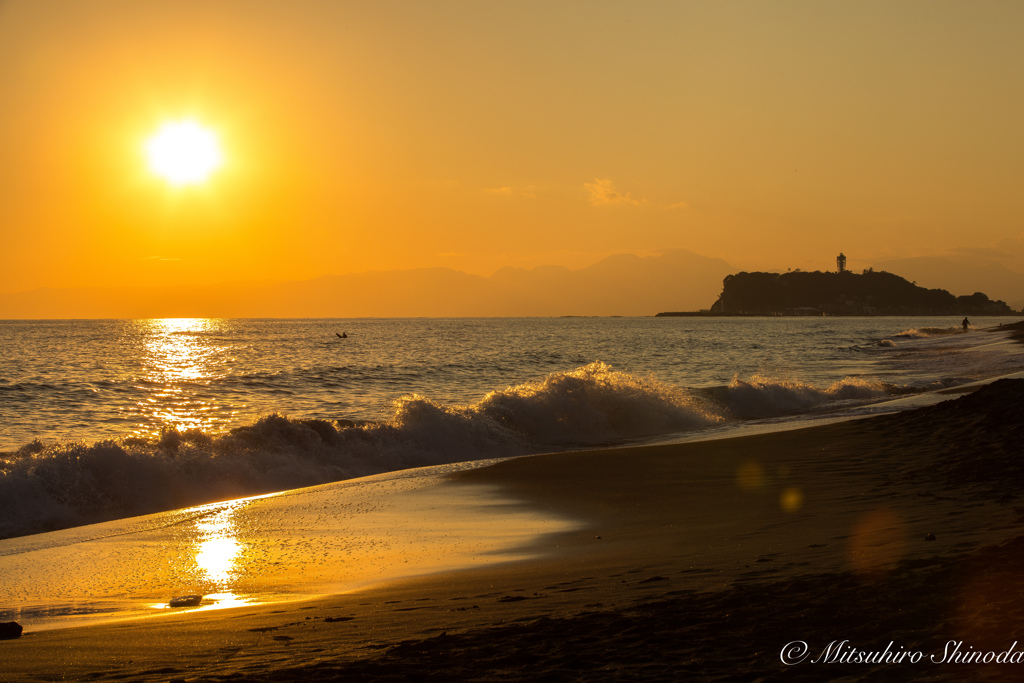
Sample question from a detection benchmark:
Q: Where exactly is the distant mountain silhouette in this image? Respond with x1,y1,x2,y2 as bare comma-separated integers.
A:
873,256,1024,311
0,249,734,318
489,250,733,316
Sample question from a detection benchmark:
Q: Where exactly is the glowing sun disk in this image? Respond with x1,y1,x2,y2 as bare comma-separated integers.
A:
145,121,223,186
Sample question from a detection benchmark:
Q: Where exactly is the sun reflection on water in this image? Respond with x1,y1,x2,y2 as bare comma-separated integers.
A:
128,318,240,438
144,318,220,382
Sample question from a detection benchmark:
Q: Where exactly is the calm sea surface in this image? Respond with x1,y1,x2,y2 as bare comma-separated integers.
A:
1,316,1021,452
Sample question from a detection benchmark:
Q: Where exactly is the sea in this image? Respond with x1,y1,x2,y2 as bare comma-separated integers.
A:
3,315,1024,631
2,315,1023,542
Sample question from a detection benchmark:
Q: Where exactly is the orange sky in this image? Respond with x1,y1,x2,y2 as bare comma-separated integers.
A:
2,1,1023,304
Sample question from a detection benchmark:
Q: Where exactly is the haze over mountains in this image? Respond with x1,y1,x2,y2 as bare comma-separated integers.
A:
3,249,1022,319
871,256,1024,311
0,250,733,318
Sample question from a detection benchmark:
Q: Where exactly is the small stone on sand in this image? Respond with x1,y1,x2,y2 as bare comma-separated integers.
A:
169,595,203,608
0,622,23,640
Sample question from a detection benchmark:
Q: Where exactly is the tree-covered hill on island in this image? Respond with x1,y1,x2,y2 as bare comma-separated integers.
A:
673,269,1016,316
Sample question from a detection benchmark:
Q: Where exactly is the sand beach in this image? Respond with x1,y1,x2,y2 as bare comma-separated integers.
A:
4,375,1024,682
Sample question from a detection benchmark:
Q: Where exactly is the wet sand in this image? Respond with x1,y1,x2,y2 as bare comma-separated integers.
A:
4,379,1024,682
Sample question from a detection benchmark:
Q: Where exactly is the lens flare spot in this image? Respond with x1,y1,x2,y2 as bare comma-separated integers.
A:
780,487,804,512
736,461,766,491
847,508,907,575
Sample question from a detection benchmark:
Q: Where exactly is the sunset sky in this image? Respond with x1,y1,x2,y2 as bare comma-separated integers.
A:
2,1,1023,309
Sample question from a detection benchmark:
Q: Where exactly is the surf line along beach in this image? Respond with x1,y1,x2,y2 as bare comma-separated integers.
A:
5,379,1024,680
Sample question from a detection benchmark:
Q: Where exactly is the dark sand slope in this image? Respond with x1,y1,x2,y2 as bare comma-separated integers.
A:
4,380,1024,682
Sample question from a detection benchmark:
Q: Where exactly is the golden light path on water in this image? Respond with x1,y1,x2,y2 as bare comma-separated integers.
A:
145,318,214,383
129,318,238,438
0,467,577,630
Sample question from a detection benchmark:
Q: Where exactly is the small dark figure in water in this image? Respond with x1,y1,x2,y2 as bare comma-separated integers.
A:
336,331,348,339
962,317,970,332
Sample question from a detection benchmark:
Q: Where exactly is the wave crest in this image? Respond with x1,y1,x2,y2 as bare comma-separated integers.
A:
895,327,962,339
475,361,720,444
0,362,717,539
0,362,915,540
715,374,890,419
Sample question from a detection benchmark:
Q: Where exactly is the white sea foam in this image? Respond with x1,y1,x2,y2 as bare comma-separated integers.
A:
713,374,890,419
473,361,719,444
895,326,963,339
0,363,713,539
0,361,913,540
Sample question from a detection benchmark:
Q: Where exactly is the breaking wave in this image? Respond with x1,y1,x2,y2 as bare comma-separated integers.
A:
895,327,963,339
0,362,909,540
709,375,892,420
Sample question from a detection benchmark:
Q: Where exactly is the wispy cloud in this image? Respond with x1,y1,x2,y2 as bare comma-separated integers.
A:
584,178,644,207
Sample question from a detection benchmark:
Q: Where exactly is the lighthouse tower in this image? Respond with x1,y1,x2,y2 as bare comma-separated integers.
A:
837,252,847,273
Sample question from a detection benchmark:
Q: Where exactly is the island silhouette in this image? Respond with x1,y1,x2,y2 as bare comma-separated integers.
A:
659,267,1017,316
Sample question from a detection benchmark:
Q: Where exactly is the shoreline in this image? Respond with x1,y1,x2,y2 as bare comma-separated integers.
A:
4,379,1024,681
4,318,1022,543
0,462,578,633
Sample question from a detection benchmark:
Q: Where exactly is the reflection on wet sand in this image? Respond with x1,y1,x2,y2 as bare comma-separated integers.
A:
195,503,243,586
162,500,254,613
0,467,574,630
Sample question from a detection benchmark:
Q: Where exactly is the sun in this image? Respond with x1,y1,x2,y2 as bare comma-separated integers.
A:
145,120,224,186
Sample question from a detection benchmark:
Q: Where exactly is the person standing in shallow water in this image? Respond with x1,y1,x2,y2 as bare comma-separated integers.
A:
962,317,970,332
